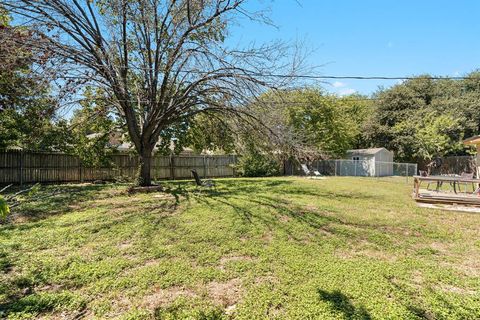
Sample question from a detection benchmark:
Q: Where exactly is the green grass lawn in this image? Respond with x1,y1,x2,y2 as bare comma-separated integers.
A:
1,177,479,319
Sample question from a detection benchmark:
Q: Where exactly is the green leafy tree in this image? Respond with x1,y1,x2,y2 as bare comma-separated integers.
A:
68,88,116,166
285,89,354,157
245,88,365,161
237,144,281,177
185,113,235,154
413,113,464,161
365,73,480,162
0,8,61,151
337,94,373,149
7,0,297,186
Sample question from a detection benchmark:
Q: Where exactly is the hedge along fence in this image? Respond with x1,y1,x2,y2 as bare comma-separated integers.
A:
0,150,238,185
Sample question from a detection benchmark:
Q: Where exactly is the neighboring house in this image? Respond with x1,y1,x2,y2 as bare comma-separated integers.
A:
86,130,200,155
343,148,394,176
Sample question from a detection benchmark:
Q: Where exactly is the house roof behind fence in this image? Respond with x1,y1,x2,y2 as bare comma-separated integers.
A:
346,148,390,155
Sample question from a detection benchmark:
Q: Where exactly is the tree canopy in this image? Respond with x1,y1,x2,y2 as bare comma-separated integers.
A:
364,72,480,162
0,8,63,150
5,0,302,185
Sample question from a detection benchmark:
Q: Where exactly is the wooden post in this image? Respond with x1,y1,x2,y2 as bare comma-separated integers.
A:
476,145,480,178
413,177,420,199
79,158,84,183
406,163,409,184
169,154,175,180
203,155,207,178
233,155,237,177
19,150,24,186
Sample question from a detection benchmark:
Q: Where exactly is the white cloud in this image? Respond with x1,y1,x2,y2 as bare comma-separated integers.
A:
339,88,357,96
332,81,346,88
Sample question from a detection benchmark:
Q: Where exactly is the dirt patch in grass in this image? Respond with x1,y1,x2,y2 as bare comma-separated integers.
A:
142,259,161,267
38,310,92,320
143,286,197,309
303,204,319,212
438,284,477,295
267,303,286,318
219,255,254,265
152,194,176,200
118,241,132,250
35,284,63,292
442,255,480,277
429,241,451,253
411,270,424,287
218,255,256,271
262,231,274,243
254,274,279,285
378,225,423,237
335,248,398,262
207,278,243,308
120,258,160,276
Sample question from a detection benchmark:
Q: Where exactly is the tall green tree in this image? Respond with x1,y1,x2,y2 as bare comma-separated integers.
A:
285,89,354,157
240,88,370,161
67,88,116,166
364,73,480,162
0,8,61,150
7,0,299,186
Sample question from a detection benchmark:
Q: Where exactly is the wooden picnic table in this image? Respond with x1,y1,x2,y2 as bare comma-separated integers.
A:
413,175,480,198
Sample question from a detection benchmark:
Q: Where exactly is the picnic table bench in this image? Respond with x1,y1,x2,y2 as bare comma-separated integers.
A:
413,175,480,201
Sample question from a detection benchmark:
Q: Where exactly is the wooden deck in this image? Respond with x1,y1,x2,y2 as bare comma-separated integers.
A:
413,175,480,207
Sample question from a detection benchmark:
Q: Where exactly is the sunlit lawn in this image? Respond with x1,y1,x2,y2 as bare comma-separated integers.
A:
1,177,479,319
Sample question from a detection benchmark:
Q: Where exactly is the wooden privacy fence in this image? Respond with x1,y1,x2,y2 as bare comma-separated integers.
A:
418,156,476,175
0,150,237,185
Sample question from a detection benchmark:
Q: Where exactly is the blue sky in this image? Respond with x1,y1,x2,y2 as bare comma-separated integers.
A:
228,0,480,96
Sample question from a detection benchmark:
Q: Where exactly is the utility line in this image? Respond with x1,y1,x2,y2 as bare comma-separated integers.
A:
1,53,475,81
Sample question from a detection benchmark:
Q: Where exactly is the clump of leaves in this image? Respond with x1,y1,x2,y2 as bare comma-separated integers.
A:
0,183,41,222
0,195,10,221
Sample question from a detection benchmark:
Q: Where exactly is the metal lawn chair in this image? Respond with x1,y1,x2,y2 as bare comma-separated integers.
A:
191,169,215,188
301,164,324,179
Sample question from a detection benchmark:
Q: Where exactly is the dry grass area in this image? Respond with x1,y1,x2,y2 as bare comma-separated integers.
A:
0,177,479,319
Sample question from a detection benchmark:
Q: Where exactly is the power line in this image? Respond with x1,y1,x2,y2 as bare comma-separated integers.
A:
1,50,476,82
2,52,474,81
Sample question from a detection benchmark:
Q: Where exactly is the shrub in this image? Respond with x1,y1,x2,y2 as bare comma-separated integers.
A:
237,150,281,177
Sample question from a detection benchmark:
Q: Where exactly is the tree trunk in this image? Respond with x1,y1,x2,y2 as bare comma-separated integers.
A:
138,151,153,186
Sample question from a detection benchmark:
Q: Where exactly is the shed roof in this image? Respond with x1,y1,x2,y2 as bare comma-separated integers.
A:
346,148,390,155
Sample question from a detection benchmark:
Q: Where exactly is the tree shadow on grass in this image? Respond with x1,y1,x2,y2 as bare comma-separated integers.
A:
156,178,401,248
195,178,383,203
318,289,371,320
385,275,479,319
5,184,114,223
192,187,388,244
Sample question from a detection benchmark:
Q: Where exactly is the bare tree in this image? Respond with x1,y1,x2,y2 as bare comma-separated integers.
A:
5,0,302,185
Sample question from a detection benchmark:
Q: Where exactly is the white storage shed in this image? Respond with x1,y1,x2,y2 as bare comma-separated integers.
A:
344,148,394,177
